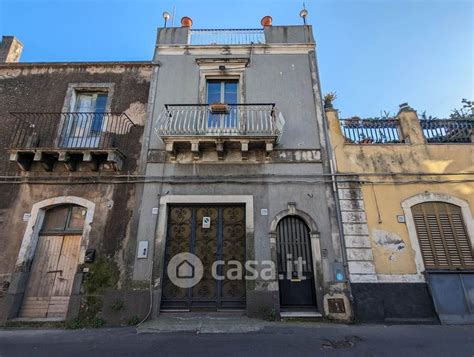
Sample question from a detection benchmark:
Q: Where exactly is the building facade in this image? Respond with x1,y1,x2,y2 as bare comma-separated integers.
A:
0,19,353,325
326,104,474,323
9,15,471,327
0,36,156,326
132,22,351,320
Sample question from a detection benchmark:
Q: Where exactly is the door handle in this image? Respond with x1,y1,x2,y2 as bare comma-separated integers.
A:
47,270,63,276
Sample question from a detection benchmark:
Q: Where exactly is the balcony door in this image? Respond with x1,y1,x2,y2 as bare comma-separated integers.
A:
62,92,108,148
207,80,238,131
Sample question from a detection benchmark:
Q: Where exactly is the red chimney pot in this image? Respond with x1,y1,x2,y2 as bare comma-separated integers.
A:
181,16,193,28
261,16,273,27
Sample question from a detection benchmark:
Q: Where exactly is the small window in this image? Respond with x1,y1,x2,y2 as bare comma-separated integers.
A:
41,205,86,233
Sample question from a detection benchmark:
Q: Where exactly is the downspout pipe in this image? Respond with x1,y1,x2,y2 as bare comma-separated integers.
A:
308,47,354,310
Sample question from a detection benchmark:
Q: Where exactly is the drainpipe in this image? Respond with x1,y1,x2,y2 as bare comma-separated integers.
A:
322,109,354,306
308,49,354,310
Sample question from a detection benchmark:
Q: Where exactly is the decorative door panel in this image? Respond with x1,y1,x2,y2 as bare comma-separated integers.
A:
192,207,218,305
161,205,246,310
162,207,193,305
221,206,246,305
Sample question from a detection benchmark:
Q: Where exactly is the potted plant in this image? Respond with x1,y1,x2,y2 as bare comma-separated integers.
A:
210,103,229,114
323,92,337,109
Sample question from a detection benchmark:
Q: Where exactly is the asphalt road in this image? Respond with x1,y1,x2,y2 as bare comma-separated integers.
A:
0,324,473,356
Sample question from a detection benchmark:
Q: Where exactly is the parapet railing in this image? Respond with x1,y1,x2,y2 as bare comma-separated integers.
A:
9,112,135,152
339,118,403,144
157,104,284,140
188,29,265,45
420,119,474,143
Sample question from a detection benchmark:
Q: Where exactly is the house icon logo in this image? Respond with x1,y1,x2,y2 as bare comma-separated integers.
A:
176,259,195,279
167,252,203,288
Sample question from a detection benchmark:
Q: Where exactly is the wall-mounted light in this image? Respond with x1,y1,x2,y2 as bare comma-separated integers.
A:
300,4,309,43
299,6,308,26
219,65,226,71
163,11,170,28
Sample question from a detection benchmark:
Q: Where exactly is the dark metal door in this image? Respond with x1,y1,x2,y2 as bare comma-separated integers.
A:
277,216,316,307
427,272,474,324
161,205,246,310
412,202,474,324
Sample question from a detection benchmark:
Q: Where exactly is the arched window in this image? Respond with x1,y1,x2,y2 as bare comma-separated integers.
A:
412,202,474,270
41,205,86,234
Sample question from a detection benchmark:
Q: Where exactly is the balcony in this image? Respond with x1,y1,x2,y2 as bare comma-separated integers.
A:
420,119,473,143
340,118,404,144
157,104,285,160
9,112,135,171
339,116,474,145
188,29,265,45
156,26,313,50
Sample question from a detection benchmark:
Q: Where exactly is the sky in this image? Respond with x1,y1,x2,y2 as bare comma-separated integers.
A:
0,0,473,118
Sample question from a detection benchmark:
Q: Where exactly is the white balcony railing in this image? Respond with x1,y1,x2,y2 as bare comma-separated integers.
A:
157,104,284,141
188,29,265,45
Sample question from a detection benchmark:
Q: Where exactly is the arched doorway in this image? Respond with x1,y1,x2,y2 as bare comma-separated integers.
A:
276,216,317,309
19,204,86,319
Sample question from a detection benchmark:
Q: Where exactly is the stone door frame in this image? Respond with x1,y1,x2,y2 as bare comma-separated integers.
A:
4,196,95,322
152,195,254,317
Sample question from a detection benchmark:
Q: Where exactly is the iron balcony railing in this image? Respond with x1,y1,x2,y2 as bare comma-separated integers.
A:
157,104,285,140
9,112,135,152
420,119,473,143
340,118,403,144
188,29,265,45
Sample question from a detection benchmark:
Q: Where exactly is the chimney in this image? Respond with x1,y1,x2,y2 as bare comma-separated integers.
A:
0,36,23,63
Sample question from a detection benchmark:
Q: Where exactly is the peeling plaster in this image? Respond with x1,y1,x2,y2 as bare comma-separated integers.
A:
422,159,453,172
373,228,406,251
0,65,153,81
85,66,127,75
124,101,147,126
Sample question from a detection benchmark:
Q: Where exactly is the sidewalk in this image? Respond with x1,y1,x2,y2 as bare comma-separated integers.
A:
137,312,271,334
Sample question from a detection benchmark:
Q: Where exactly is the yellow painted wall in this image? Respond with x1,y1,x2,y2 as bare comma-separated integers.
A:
327,109,474,275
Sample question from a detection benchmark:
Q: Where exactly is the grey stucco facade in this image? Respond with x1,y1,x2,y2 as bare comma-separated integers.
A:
132,25,351,320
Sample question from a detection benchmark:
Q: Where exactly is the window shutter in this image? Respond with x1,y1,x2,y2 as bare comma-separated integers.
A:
412,202,474,270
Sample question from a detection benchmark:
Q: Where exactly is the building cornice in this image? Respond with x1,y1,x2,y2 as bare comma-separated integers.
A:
0,61,157,68
156,43,316,56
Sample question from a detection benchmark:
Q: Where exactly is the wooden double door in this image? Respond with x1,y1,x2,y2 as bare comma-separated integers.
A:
161,205,246,310
19,234,81,319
